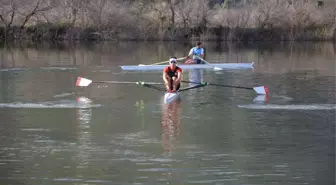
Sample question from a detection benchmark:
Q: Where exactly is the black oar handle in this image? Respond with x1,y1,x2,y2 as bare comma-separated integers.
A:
178,83,206,92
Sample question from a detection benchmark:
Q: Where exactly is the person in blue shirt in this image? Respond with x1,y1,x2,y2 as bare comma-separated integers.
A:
185,41,205,64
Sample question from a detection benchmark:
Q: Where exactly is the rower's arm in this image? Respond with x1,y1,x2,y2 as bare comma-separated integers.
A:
200,48,205,58
176,71,182,81
163,72,169,83
188,48,194,57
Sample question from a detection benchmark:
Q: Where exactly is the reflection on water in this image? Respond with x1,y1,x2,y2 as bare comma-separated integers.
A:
1,41,334,75
0,97,101,109
253,95,270,103
238,103,336,110
0,67,77,72
161,99,182,155
0,41,334,185
75,97,93,168
187,69,203,84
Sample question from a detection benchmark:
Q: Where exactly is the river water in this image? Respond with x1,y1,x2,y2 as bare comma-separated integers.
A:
0,41,335,185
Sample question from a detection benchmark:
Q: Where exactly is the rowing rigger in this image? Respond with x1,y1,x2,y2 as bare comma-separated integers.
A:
75,77,269,104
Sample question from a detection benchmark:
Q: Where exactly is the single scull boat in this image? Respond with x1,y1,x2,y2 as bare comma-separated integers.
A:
164,92,180,104
75,77,269,104
120,62,254,71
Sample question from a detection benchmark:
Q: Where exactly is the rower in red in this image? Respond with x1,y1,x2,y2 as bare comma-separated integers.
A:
163,57,182,92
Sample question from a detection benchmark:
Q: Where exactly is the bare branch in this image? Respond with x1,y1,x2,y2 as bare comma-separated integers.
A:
18,0,57,28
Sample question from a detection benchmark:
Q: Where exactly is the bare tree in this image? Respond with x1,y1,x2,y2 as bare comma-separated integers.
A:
190,0,215,28
128,0,154,40
252,0,287,28
86,0,107,29
19,0,57,28
163,0,180,31
226,8,252,29
104,1,134,38
148,1,169,40
175,0,194,33
0,0,18,37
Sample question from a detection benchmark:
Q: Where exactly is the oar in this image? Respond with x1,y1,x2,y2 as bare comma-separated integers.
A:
194,55,209,64
178,83,206,92
138,57,186,66
76,76,164,87
182,80,269,95
194,56,222,70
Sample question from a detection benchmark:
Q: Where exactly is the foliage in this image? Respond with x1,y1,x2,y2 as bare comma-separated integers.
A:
0,0,334,41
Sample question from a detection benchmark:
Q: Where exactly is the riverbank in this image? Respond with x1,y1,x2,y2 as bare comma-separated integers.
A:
0,0,335,42
1,24,335,42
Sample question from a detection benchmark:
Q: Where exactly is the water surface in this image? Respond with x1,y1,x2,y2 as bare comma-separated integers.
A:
0,41,335,185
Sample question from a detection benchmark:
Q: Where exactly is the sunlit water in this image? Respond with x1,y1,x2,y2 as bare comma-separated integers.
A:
0,41,335,185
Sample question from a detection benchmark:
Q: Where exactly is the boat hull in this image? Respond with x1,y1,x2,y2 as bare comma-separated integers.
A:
120,63,254,71
164,92,180,104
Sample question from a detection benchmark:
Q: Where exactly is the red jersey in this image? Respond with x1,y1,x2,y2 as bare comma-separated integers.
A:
163,66,182,78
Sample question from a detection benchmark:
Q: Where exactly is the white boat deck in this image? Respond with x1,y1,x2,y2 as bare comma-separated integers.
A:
164,92,180,104
120,62,254,71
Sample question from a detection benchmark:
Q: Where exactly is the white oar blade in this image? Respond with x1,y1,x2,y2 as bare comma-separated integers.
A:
76,77,92,87
213,67,222,71
253,86,269,95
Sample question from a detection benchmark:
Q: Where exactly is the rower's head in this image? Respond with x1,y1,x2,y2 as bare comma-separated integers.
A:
169,57,177,68
196,41,202,48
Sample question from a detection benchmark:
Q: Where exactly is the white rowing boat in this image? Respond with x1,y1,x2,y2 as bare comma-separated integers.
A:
75,76,269,104
164,92,180,104
120,62,254,71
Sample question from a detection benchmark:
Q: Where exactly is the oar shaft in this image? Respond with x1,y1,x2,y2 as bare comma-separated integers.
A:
178,84,206,92
142,84,165,91
182,81,253,90
75,76,166,88
210,84,253,90
149,57,186,65
151,61,170,65
92,81,134,84
92,81,164,85
195,56,209,64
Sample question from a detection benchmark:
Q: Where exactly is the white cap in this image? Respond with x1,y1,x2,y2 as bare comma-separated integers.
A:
169,58,177,63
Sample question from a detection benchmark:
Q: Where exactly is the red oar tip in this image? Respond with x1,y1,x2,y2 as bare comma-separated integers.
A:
265,86,269,94
253,86,269,95
76,76,92,87
75,77,82,86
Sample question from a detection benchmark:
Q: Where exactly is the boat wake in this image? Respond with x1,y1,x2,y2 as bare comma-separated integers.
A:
0,98,101,109
39,67,77,71
0,68,26,72
253,95,294,103
237,104,336,110
53,92,76,98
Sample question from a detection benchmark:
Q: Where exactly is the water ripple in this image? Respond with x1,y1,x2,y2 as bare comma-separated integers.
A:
238,104,336,110
0,67,76,72
0,101,102,109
